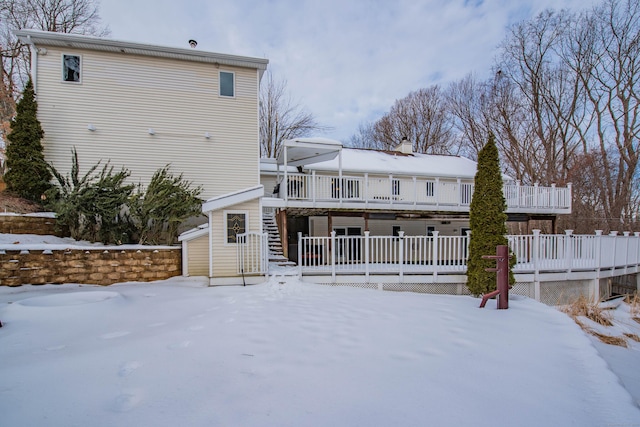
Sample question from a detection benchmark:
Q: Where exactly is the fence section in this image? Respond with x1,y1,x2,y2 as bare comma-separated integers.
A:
298,230,640,279
237,232,269,275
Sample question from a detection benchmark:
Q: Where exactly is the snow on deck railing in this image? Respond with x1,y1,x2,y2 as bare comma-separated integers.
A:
297,230,640,277
280,173,571,213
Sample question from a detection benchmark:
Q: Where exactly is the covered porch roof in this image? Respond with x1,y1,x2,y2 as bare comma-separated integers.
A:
276,138,343,167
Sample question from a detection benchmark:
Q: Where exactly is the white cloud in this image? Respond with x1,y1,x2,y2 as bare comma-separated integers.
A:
99,0,602,141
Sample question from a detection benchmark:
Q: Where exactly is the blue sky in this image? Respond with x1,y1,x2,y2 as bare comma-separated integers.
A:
99,0,601,142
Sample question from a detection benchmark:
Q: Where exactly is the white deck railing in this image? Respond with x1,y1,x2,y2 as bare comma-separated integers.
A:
237,232,269,275
280,173,571,213
297,230,640,278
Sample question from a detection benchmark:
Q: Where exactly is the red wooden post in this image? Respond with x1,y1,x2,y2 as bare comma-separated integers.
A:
480,245,510,309
496,245,509,309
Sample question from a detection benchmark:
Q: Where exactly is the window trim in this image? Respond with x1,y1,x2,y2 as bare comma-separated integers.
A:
61,53,82,84
219,70,235,98
224,210,248,245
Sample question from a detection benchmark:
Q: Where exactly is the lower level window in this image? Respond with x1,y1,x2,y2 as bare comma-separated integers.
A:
226,213,246,243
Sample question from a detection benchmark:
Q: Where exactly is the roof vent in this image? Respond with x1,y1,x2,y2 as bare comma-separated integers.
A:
188,39,197,48
394,136,413,154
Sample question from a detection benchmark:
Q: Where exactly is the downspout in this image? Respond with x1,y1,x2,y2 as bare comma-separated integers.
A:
25,35,38,92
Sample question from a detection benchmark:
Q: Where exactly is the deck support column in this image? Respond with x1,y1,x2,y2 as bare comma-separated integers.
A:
282,211,288,259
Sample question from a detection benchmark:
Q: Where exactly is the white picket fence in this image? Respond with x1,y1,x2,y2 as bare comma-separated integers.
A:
297,230,640,280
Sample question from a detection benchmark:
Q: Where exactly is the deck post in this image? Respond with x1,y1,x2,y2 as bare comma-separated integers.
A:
432,231,439,280
364,173,369,207
532,229,540,301
551,184,556,209
564,230,573,273
331,231,336,282
624,232,631,274
297,232,303,276
311,170,316,203
398,231,405,281
338,152,343,205
282,211,288,259
364,231,370,280
610,231,618,269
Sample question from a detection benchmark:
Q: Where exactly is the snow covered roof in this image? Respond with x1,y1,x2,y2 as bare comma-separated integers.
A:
275,147,479,179
15,29,269,71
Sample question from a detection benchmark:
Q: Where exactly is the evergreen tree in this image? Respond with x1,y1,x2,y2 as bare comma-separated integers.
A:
466,133,515,295
4,79,51,201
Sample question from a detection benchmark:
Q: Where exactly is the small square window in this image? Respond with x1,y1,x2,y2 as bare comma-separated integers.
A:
220,71,234,97
62,54,81,83
226,212,246,243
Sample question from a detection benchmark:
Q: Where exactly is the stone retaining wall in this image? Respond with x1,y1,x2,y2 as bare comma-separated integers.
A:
0,214,67,236
0,248,181,286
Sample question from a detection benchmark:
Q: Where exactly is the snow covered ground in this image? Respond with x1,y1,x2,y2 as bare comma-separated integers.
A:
1,275,639,427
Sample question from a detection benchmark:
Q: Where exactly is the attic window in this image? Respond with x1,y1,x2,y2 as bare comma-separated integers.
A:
62,54,81,83
220,71,234,97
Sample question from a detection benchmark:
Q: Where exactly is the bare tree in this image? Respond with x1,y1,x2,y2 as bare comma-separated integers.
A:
0,0,109,139
259,72,327,158
347,121,384,149
370,86,455,154
565,0,640,230
496,9,584,186
446,74,491,160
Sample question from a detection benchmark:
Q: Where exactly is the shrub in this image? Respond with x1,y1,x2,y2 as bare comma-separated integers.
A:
128,166,203,245
46,148,134,243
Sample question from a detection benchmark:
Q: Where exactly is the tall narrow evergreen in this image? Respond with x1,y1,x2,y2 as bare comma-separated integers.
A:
4,79,51,201
466,133,515,295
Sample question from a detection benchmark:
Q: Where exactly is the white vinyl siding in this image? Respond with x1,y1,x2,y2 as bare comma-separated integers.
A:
34,47,260,200
210,199,261,277
185,234,209,276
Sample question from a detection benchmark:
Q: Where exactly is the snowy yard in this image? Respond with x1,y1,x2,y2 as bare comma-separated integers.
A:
1,275,639,427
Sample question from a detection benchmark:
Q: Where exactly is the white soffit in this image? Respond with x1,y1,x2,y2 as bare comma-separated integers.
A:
276,138,343,167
